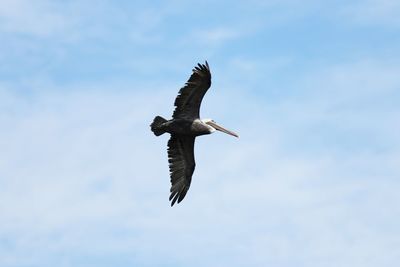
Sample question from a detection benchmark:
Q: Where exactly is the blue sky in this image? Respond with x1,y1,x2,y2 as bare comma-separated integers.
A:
1,0,400,266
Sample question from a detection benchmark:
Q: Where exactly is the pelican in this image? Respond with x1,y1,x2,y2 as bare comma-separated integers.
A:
150,61,238,206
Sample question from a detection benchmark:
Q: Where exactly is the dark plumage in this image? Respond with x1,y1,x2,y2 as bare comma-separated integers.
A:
167,136,195,206
172,62,212,119
150,61,238,206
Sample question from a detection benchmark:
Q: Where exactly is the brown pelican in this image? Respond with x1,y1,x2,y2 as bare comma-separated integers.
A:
150,61,238,206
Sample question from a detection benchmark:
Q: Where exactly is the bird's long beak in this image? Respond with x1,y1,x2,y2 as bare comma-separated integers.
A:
207,121,239,138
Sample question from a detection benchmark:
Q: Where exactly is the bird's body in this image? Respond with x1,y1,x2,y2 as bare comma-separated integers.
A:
150,61,238,206
156,118,214,137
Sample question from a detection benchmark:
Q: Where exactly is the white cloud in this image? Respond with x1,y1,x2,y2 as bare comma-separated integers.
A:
0,0,79,37
0,0,169,44
1,0,399,265
1,56,399,266
192,27,243,45
343,0,400,27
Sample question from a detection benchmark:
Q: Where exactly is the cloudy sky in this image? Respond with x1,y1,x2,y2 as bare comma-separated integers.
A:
1,0,400,266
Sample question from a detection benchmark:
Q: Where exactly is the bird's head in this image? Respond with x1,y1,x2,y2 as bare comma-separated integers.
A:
201,118,239,138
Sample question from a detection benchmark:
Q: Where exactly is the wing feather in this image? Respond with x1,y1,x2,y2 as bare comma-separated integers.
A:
172,61,211,119
167,135,196,206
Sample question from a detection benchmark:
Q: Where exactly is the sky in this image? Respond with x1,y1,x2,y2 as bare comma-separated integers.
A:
0,0,400,266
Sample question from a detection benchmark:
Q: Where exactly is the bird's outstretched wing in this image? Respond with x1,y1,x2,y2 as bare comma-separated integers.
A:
172,61,211,119
167,135,196,206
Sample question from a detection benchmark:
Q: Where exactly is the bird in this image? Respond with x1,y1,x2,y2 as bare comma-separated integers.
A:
150,61,238,206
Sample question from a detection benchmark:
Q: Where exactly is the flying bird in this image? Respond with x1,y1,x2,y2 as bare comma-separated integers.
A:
150,61,238,206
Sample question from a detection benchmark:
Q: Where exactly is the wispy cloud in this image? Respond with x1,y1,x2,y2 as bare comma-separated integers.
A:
343,0,400,27
1,1,399,266
191,27,243,45
0,0,79,37
1,55,399,266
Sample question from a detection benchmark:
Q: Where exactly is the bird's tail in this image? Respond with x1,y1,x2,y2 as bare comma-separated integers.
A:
150,116,167,136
